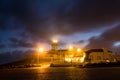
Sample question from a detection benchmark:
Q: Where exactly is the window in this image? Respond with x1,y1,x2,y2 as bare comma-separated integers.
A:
90,55,93,60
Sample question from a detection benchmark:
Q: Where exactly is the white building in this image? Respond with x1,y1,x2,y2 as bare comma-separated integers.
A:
85,48,116,64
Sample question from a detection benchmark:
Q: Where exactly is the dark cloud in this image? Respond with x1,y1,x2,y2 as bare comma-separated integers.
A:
86,25,120,49
1,0,120,32
0,44,6,48
9,37,34,48
73,40,85,44
66,0,120,25
58,41,67,47
0,40,6,48
0,0,120,49
20,0,120,41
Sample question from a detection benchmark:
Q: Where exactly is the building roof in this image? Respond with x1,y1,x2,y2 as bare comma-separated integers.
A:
85,49,112,54
86,49,103,53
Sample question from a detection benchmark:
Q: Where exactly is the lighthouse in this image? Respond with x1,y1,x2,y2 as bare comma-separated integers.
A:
51,39,58,51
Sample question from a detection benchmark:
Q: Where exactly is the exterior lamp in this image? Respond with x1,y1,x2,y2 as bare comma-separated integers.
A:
52,39,58,43
77,48,81,52
37,47,44,65
69,46,73,51
39,48,44,53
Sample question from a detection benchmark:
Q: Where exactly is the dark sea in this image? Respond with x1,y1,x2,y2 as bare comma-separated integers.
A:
0,67,120,80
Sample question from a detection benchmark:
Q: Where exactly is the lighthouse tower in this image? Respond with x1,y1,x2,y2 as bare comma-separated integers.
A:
51,39,58,50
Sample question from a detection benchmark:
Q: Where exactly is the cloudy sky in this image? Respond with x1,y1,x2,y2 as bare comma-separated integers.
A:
0,0,120,53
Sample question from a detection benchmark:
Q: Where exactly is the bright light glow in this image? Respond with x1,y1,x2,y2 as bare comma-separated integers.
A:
80,53,86,63
77,48,81,52
40,64,50,68
65,58,72,62
65,53,86,63
39,48,44,53
52,39,58,43
106,60,110,62
75,58,79,61
72,58,79,62
69,46,73,51
80,57,84,63
69,54,74,57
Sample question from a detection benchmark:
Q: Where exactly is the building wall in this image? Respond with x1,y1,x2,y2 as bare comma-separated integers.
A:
89,52,116,63
115,55,120,62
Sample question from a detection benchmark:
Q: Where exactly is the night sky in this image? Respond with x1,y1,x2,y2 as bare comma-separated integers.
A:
0,0,120,53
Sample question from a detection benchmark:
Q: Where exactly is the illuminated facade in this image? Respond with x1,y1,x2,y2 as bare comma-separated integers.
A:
49,40,116,65
49,46,86,64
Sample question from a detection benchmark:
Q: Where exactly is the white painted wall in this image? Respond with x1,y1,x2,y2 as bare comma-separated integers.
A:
89,52,116,63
